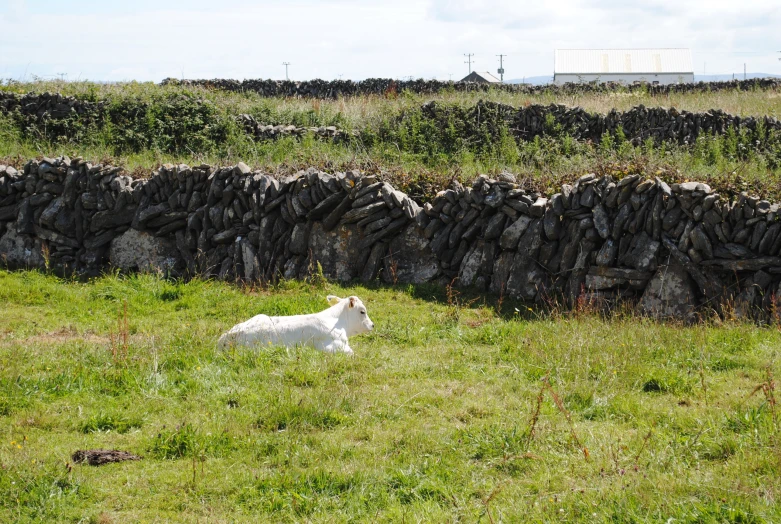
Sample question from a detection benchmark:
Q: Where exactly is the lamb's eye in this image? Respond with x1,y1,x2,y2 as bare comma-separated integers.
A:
361,311,365,315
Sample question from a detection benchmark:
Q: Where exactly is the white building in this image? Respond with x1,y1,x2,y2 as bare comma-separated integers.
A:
553,49,694,85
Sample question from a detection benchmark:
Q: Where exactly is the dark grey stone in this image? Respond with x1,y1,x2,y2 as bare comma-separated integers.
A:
307,191,345,220
638,260,697,320
543,208,562,240
358,217,408,250
592,203,610,239
351,189,382,209
734,271,773,319
0,204,18,221
307,221,366,282
212,229,237,244
145,211,188,230
622,231,660,272
458,241,484,287
84,230,117,250
0,228,45,268
690,225,713,259
530,197,548,217
341,201,387,224
596,239,618,267
155,219,187,237
382,224,439,284
361,242,387,281
499,215,533,250
517,219,544,260
483,213,506,240
579,185,595,207
137,203,169,225
109,228,182,274
322,194,353,231
33,226,79,248
39,197,65,229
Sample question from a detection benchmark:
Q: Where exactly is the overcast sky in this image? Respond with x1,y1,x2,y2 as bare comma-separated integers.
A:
1,0,780,82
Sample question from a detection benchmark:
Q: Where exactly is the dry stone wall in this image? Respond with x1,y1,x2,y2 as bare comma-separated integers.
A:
238,114,354,143
0,91,106,120
161,77,781,99
0,92,351,145
504,103,781,146
3,157,781,320
3,92,780,153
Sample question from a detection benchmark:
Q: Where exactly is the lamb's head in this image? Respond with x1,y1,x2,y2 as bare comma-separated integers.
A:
326,295,374,336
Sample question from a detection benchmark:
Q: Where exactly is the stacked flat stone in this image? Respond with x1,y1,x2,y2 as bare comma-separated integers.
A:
238,114,353,143
0,91,105,121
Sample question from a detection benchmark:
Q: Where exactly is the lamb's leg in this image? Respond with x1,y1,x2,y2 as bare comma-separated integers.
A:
317,338,353,355
317,339,338,353
334,337,354,355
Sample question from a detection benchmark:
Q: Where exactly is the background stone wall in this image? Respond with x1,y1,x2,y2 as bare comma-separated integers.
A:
414,100,781,150
3,92,780,153
161,77,781,98
3,157,781,320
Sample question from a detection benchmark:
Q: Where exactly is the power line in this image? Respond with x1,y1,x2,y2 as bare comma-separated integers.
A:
282,62,291,81
464,53,474,74
496,54,506,82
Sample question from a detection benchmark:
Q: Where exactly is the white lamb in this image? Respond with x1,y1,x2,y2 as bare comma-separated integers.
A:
217,295,374,354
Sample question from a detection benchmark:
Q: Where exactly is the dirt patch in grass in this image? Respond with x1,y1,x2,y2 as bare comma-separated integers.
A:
0,328,145,346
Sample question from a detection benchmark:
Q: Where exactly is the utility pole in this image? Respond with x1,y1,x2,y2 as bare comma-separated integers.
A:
282,62,291,81
464,53,474,74
496,54,506,82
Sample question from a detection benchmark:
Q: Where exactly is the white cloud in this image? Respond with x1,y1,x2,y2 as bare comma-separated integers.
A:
0,0,779,82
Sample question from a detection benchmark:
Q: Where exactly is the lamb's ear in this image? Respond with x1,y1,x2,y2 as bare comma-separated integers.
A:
326,295,342,306
349,296,356,308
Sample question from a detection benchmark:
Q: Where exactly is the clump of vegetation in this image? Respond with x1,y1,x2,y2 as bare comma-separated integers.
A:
79,412,142,434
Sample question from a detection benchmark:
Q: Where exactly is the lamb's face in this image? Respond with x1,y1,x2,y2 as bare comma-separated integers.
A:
326,295,374,336
345,296,374,336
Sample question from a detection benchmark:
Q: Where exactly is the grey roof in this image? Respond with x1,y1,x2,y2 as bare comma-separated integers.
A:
460,71,502,83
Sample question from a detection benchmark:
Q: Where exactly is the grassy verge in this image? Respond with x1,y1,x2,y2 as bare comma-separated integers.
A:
0,270,779,522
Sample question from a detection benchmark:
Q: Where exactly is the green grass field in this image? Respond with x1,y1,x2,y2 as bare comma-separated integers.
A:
1,270,779,522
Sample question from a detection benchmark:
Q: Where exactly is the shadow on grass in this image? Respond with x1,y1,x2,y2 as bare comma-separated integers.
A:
0,266,715,326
